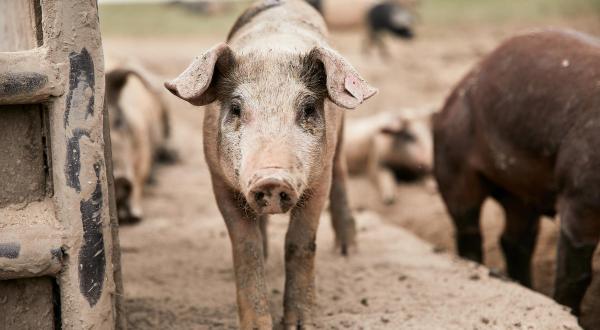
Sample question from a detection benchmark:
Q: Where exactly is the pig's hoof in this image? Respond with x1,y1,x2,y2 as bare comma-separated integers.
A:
285,326,314,330
118,214,142,225
341,244,358,256
335,241,357,256
283,320,314,330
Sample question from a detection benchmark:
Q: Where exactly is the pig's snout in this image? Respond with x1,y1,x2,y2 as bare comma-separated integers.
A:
246,174,299,215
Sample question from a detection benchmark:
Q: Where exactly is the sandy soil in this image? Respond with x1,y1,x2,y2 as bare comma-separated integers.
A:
105,20,600,329
115,104,580,329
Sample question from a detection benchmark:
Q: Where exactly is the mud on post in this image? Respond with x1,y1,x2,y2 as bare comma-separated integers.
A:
0,1,125,329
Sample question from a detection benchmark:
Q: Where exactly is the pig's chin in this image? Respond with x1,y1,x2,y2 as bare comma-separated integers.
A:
249,201,296,216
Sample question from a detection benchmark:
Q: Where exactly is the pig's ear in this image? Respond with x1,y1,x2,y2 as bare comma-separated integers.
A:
309,46,377,109
164,43,234,106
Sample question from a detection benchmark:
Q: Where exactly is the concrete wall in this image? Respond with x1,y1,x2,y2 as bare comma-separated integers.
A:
0,1,56,329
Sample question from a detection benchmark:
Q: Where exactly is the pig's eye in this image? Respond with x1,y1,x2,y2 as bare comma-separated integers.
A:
302,103,317,118
230,103,242,117
296,99,322,132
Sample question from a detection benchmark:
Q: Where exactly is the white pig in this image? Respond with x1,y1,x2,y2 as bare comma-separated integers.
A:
345,108,433,204
106,60,176,223
164,0,376,328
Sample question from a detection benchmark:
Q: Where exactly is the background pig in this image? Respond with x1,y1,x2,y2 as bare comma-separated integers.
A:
106,60,176,224
305,0,322,12
164,0,375,328
434,29,600,327
345,109,433,204
364,1,417,57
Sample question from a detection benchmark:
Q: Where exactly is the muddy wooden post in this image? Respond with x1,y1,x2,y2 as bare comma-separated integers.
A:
0,0,125,328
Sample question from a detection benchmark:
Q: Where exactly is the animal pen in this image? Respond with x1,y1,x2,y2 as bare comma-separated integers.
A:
0,1,124,329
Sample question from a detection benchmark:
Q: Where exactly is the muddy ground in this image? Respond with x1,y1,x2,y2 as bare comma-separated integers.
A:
104,18,600,329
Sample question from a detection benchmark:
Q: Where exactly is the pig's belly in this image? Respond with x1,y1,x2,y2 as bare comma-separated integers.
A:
473,139,558,215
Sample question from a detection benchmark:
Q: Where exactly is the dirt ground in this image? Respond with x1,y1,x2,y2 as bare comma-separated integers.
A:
104,18,600,329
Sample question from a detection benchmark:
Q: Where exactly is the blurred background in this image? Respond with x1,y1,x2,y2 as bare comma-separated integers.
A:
98,0,600,36
98,1,600,328
99,0,600,110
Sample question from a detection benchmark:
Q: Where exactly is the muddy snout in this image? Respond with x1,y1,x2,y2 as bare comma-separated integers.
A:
246,171,300,215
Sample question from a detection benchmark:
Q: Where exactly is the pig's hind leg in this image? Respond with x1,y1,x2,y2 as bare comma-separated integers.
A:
555,198,599,316
555,141,600,317
329,123,357,256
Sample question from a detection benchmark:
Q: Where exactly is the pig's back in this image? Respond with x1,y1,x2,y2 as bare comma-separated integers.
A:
468,29,600,160
119,76,165,154
437,29,600,210
228,0,328,54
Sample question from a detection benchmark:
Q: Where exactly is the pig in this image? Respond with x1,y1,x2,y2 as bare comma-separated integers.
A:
364,1,416,57
305,0,322,12
164,0,376,328
168,0,231,15
433,29,600,324
345,109,433,204
105,62,176,224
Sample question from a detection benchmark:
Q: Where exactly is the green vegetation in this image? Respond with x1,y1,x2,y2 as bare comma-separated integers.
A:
421,0,600,25
99,0,600,37
98,2,247,37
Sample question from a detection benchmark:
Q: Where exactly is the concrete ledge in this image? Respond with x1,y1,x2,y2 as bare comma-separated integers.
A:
0,224,63,280
0,200,63,280
0,47,64,105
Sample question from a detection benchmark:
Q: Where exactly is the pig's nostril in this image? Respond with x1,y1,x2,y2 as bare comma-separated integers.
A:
280,192,289,202
248,177,299,214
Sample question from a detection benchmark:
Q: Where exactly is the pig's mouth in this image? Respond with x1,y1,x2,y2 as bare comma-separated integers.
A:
244,170,301,215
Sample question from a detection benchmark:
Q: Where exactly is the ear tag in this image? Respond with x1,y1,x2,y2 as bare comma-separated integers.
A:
345,75,364,103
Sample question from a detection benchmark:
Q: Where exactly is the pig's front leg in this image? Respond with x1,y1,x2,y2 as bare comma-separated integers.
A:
283,182,329,329
213,180,272,330
375,167,397,205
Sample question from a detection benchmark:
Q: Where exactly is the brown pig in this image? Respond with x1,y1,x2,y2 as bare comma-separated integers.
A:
105,62,176,223
434,29,600,325
345,109,433,204
164,0,376,328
